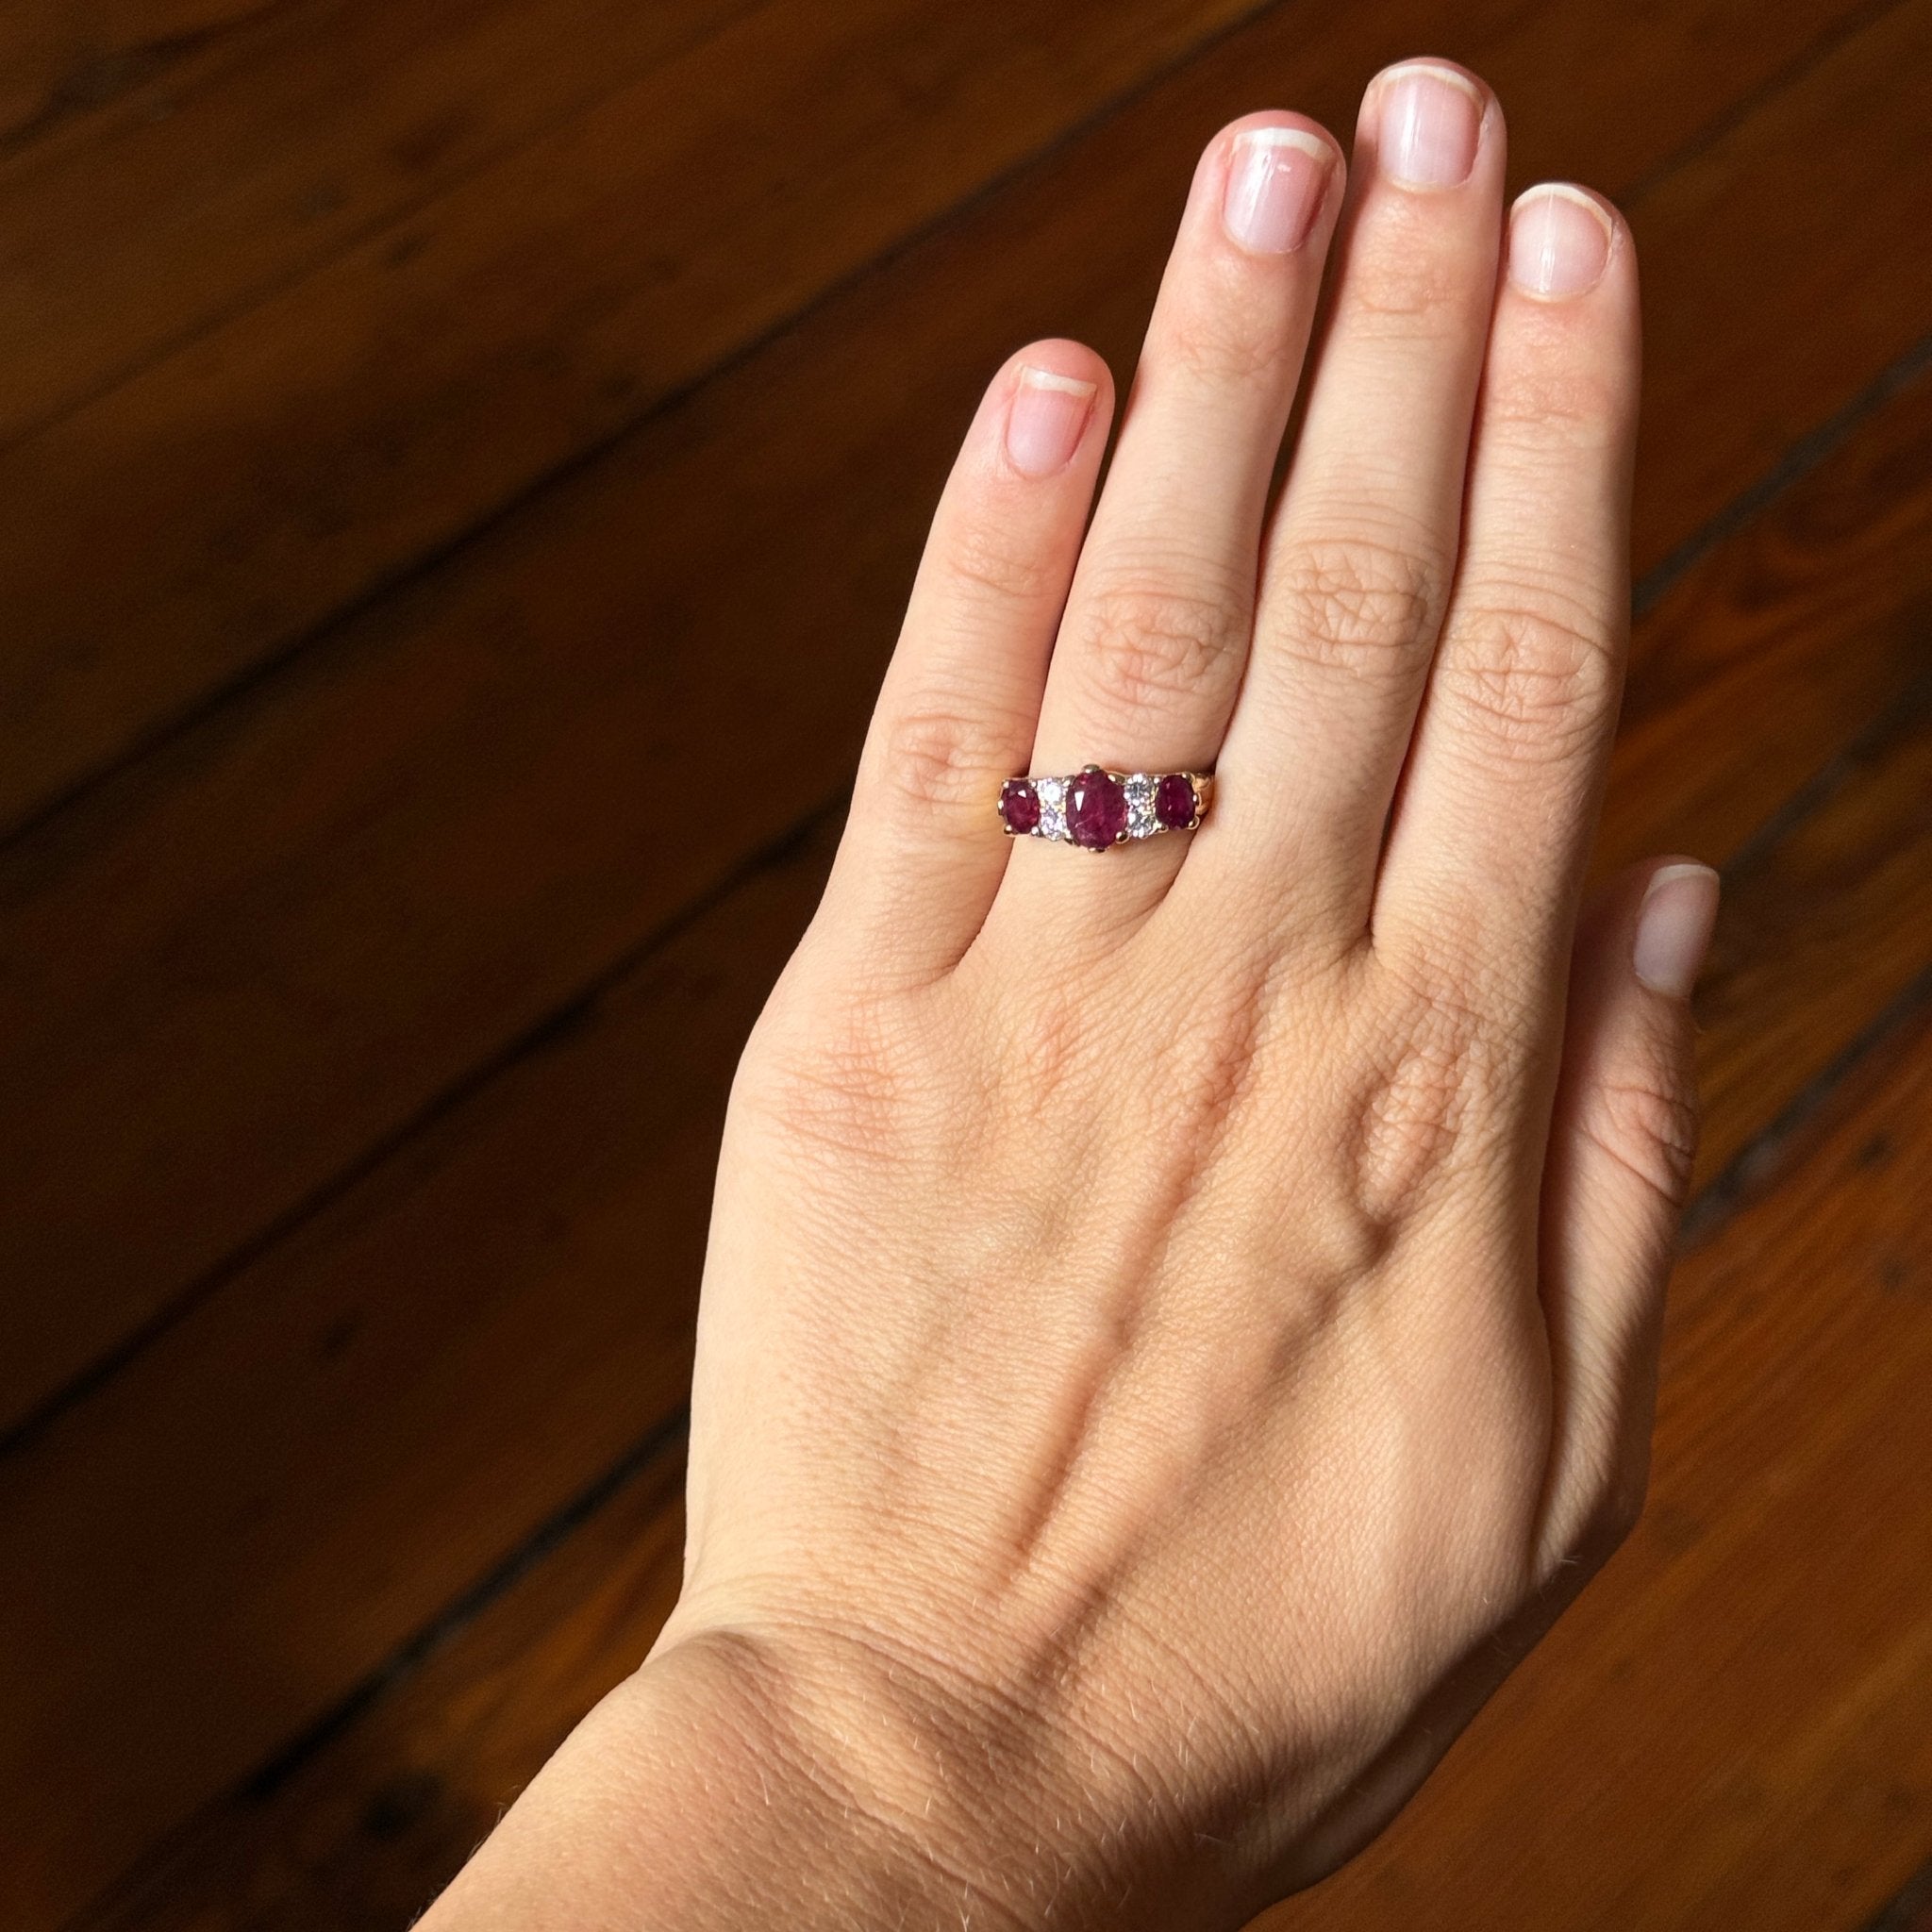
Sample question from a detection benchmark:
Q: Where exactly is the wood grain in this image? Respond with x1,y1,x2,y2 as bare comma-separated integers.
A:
0,0,1918,1443
0,0,1883,834
0,819,832,1930
1628,0,1932,575
0,0,1287,829
1605,345,1932,885
0,0,267,145
0,0,758,429
1695,678,1932,1184
7,294,1931,1932
82,1430,692,1932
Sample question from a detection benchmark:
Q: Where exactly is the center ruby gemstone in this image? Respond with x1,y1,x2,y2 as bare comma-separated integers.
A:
1065,768,1127,848
1154,773,1197,829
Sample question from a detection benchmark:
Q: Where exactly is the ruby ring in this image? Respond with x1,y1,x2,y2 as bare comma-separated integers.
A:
998,766,1212,850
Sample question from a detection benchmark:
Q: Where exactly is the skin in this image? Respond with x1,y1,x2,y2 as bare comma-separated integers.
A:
423,58,1718,1932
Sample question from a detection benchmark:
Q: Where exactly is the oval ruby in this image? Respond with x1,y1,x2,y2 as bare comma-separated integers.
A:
999,777,1041,835
1065,768,1127,848
1154,773,1197,829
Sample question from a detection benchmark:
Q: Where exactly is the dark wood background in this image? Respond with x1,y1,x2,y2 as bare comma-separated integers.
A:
2,1,1928,1926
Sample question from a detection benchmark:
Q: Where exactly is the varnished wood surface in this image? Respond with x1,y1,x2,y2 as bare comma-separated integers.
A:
1,1,1926,1926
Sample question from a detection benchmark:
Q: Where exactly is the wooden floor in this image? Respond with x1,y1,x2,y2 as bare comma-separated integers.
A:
2,1,1928,1926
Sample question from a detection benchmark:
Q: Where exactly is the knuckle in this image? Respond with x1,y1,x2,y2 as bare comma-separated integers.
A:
1348,990,1500,1226
1076,574,1245,714
1159,287,1298,387
1269,531,1442,677
1482,353,1624,449
1439,591,1620,761
1582,1065,1699,1206
738,996,912,1165
997,983,1086,1110
943,519,1062,605
1342,225,1472,331
1381,895,1510,1011
878,702,1015,812
1150,968,1270,1134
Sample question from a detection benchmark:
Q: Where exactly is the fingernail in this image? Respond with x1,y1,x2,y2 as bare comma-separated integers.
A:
1633,863,1721,1000
1005,366,1096,477
1377,61,1483,189
1223,126,1333,255
1508,184,1615,299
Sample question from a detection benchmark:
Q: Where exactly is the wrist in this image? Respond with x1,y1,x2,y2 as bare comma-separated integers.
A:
423,1587,1263,1932
621,1616,1083,1930
628,1600,1261,1932
423,1607,1100,1932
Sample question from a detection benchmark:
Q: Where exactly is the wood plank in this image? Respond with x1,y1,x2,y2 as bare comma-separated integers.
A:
0,0,263,146
0,0,759,430
75,876,1932,1932
1603,342,1932,885
0,0,1293,830
0,819,834,1930
1694,678,1932,1184
0,0,1882,834
8,301,1932,1932
0,0,1919,1444
82,1429,692,1932
1628,0,1932,575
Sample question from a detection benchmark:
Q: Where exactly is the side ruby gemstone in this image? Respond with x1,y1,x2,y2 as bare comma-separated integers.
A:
999,777,1041,835
1154,773,1197,829
1066,768,1128,848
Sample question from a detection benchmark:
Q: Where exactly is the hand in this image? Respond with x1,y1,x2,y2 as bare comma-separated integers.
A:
427,58,1718,1932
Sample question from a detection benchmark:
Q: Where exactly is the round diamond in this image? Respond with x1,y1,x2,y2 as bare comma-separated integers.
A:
999,777,1041,835
1154,773,1198,829
1124,772,1158,838
1066,768,1128,849
1035,774,1068,841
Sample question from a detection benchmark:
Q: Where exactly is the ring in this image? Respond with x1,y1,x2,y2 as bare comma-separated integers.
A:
998,765,1212,850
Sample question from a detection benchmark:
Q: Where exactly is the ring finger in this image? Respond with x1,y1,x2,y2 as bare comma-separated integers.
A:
994,111,1344,930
